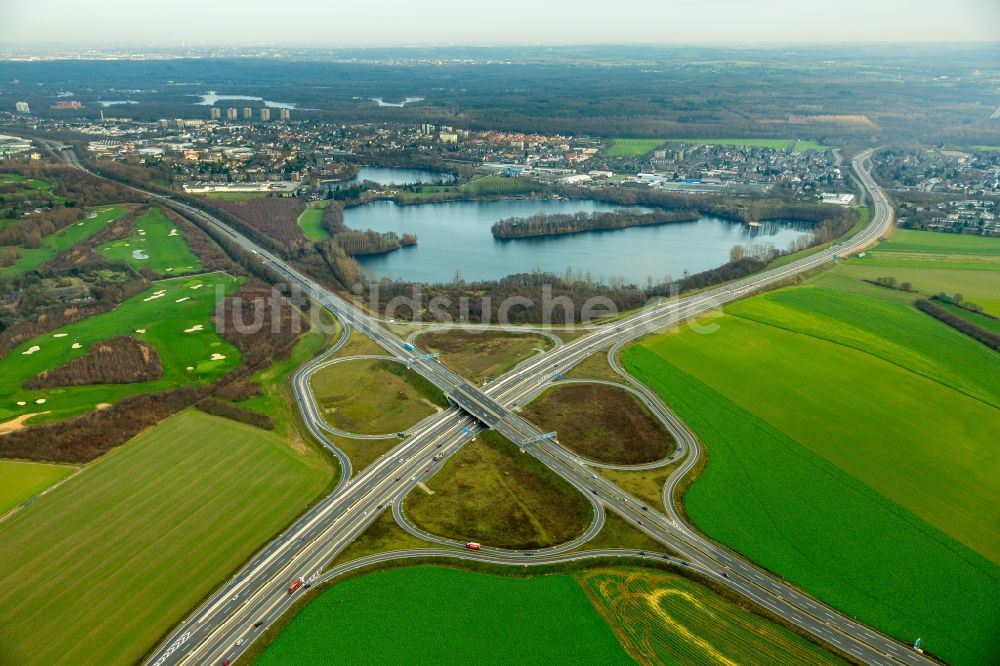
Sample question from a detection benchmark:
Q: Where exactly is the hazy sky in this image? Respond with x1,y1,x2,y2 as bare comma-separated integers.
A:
2,0,998,46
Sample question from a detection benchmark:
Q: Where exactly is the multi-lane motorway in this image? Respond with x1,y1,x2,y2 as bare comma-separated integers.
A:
41,141,936,665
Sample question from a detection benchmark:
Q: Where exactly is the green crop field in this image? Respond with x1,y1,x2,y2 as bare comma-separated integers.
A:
606,138,666,157
0,205,127,277
0,460,74,515
96,206,202,275
256,566,633,666
836,263,1000,315
0,272,242,424
877,229,1000,256
580,568,844,665
297,200,330,241
405,430,592,549
623,284,1000,664
0,410,333,666
310,358,447,435
936,301,1000,334
653,285,1000,560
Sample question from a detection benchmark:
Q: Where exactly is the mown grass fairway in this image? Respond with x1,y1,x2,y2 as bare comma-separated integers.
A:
96,206,202,275
0,410,333,666
256,566,632,666
0,205,126,277
297,200,331,241
0,460,74,514
623,337,1000,666
405,430,592,549
310,358,447,434
580,568,845,665
416,328,553,383
0,272,242,424
523,383,674,464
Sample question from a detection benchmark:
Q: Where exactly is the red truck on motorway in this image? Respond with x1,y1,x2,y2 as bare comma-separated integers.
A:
287,577,304,594
465,542,481,551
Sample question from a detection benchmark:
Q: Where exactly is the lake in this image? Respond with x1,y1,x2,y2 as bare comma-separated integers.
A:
347,199,813,284
194,91,298,109
347,166,455,187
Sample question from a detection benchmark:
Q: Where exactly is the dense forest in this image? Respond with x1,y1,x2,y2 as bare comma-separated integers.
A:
491,209,700,239
3,47,998,145
209,197,309,251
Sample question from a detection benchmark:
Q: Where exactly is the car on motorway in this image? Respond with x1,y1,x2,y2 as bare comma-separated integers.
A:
465,542,482,550
424,466,432,473
235,638,245,646
638,520,644,526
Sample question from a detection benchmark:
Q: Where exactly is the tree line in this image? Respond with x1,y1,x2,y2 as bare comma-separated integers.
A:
491,209,700,239
915,298,1000,351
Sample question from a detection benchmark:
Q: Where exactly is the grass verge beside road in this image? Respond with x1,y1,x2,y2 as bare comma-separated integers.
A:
0,409,333,666
405,430,592,549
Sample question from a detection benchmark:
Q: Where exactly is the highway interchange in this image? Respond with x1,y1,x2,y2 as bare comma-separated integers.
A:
43,141,937,666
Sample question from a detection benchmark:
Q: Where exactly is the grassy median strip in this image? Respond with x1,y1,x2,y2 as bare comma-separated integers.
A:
310,358,447,435
523,383,674,464
417,328,554,383
405,430,592,549
0,410,333,666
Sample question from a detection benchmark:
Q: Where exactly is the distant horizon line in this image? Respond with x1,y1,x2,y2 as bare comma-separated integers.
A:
1,40,999,50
